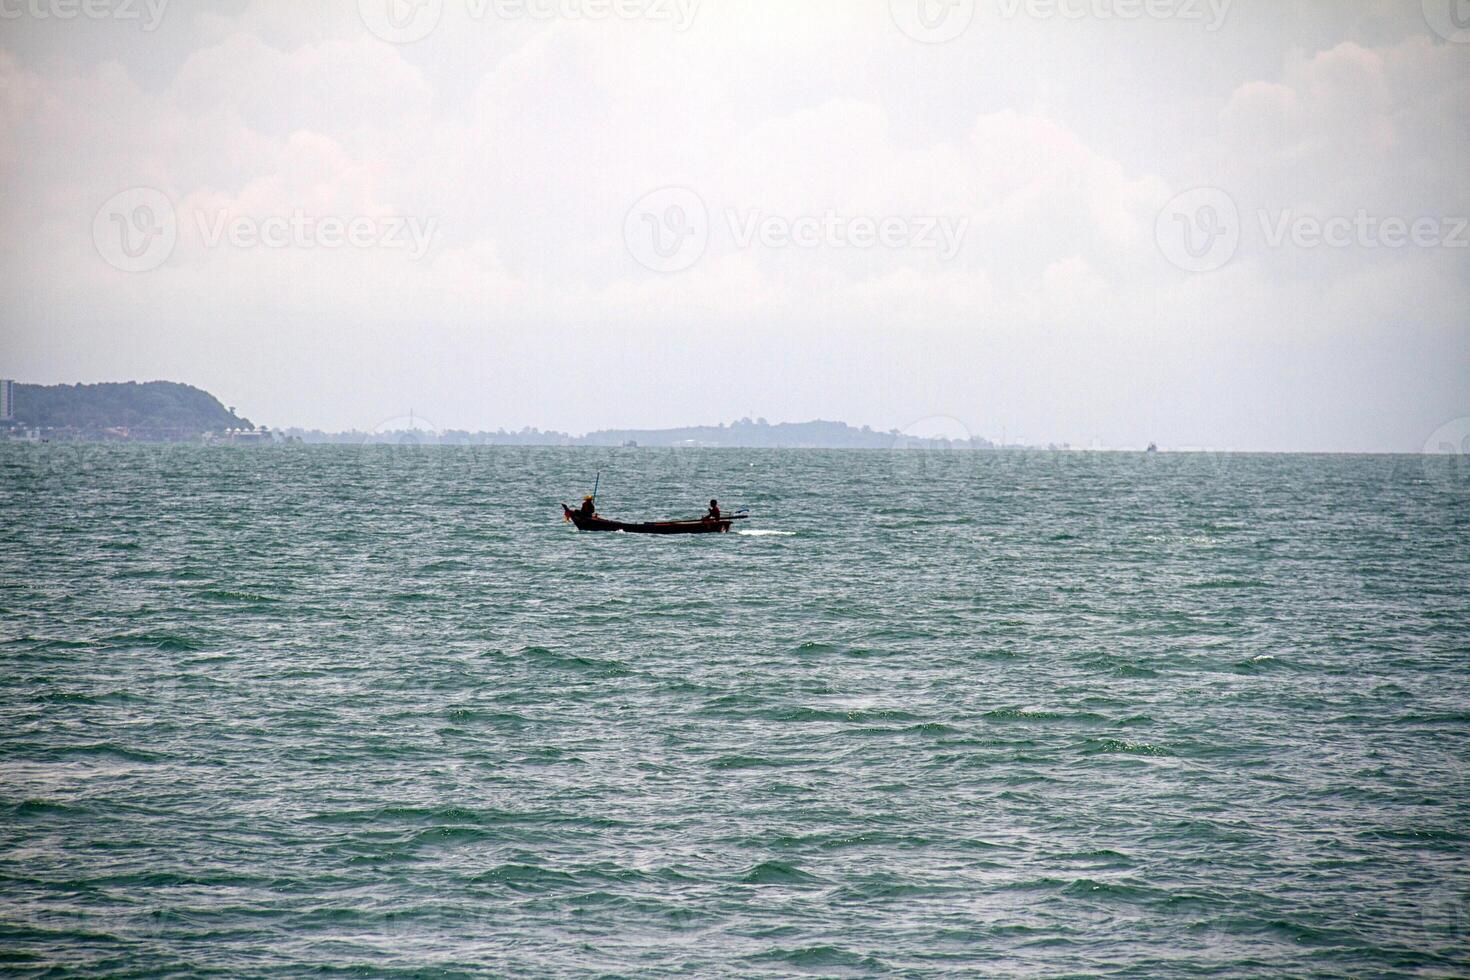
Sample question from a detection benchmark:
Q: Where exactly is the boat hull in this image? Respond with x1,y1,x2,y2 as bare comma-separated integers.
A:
564,507,736,534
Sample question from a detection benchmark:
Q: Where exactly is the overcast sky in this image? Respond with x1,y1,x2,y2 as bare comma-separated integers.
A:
1,0,1466,450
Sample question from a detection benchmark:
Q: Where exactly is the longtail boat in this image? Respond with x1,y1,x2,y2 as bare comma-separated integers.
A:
562,504,746,535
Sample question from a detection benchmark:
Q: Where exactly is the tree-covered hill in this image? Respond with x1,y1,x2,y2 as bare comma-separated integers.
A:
10,381,251,434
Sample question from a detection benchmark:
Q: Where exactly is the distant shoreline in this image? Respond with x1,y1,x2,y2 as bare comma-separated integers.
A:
5,439,1453,457
7,381,1454,454
2,382,1019,450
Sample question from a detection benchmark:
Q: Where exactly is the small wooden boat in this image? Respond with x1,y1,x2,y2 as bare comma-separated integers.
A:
562,504,745,535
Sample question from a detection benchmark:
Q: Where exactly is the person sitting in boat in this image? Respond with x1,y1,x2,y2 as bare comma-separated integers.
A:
579,496,597,519
705,499,721,521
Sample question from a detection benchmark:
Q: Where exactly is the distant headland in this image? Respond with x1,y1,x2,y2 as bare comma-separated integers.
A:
0,380,1005,450
1,381,259,442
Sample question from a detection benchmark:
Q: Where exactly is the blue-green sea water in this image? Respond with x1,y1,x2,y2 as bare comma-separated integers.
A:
3,444,1468,976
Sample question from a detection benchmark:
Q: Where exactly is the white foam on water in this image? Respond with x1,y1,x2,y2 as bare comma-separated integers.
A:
737,529,795,537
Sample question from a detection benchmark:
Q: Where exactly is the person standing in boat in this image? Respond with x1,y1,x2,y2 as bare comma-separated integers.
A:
705,499,721,521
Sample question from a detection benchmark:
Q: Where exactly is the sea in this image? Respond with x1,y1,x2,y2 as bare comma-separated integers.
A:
2,443,1468,976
